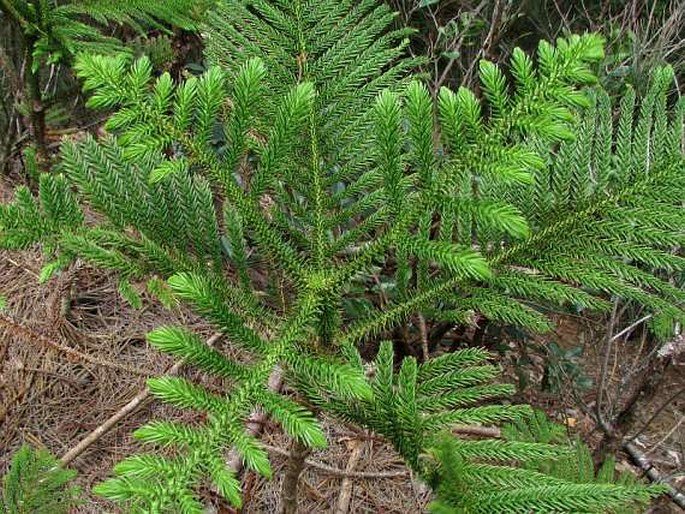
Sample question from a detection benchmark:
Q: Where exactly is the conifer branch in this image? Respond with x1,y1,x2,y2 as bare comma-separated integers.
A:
2,2,682,511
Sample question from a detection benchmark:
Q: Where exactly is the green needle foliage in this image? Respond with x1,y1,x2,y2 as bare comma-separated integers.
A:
423,411,666,514
302,343,530,470
502,412,647,491
502,66,685,340
1,445,79,514
0,0,683,512
0,0,209,172
426,428,664,514
1,0,205,66
314,348,663,514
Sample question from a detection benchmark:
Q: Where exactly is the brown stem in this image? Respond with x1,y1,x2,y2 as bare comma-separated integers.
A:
60,333,222,466
280,438,310,514
482,0,507,61
594,337,672,467
334,440,364,514
393,325,417,360
427,321,455,352
449,325,468,353
226,368,283,471
471,319,489,347
23,34,49,174
417,313,429,362
0,0,30,29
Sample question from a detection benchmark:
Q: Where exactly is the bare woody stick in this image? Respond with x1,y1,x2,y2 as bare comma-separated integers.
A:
263,444,408,480
622,437,685,509
334,439,364,514
0,312,153,377
593,418,685,510
60,333,222,466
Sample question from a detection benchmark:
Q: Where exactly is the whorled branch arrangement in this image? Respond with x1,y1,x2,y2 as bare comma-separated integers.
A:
0,1,682,512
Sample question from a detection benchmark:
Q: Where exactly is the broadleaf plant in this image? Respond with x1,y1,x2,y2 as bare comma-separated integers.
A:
1,0,683,512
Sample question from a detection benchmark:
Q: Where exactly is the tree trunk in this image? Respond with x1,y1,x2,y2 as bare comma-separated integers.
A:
279,438,310,514
23,34,49,175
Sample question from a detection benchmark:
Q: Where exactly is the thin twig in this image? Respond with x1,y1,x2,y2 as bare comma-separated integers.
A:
0,312,153,377
646,416,684,455
596,298,620,426
2,254,41,279
598,418,685,509
59,333,222,466
16,366,88,387
629,386,685,441
263,444,409,480
0,380,31,425
432,0,489,92
482,0,506,60
334,439,364,514
609,313,653,343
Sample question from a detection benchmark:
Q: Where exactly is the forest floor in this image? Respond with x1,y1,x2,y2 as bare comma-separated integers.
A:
0,174,682,513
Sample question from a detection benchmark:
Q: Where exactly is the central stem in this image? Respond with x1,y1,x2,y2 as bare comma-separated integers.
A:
279,438,310,514
23,34,49,172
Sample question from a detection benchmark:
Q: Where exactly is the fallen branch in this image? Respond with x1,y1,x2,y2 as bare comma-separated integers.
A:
0,312,153,377
263,444,409,479
623,438,685,509
60,333,222,466
60,383,152,466
598,419,685,509
334,439,364,514
452,425,502,438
